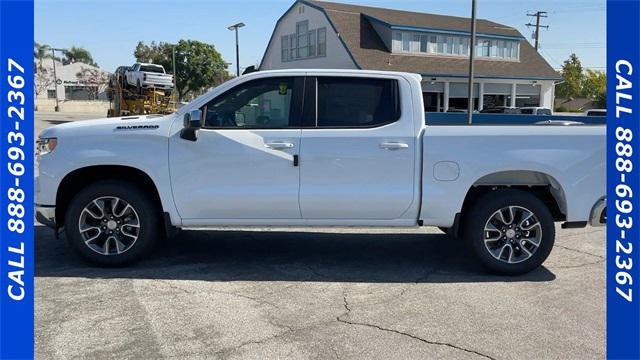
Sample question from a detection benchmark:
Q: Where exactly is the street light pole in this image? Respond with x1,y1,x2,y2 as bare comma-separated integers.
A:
227,22,245,76
467,0,477,125
50,48,64,112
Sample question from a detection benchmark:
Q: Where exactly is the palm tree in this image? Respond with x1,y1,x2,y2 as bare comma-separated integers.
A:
34,42,53,71
63,46,97,66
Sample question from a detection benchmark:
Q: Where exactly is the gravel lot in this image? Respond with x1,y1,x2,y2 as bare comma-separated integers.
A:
35,112,605,359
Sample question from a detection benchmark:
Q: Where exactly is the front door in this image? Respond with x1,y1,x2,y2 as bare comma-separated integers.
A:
299,76,416,220
169,76,303,220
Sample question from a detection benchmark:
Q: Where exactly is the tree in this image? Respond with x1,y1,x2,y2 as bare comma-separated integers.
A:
134,39,229,100
556,53,584,98
63,46,97,66
582,69,606,108
76,67,109,100
35,66,54,98
34,42,57,71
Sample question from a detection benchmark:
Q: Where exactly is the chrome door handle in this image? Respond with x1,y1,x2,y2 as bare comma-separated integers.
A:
380,141,409,150
265,141,294,150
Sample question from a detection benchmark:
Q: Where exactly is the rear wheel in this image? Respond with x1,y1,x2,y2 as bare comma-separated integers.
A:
64,180,161,266
463,189,555,275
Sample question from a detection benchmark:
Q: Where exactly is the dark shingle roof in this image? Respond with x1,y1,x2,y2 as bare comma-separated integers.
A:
306,0,561,80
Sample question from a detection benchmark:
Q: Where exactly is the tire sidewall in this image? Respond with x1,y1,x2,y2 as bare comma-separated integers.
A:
64,180,159,266
464,190,555,275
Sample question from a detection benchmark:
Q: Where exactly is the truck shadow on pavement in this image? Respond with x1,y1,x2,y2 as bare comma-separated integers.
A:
35,226,555,283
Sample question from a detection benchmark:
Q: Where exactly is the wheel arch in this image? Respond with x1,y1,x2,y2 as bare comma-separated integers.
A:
56,165,165,229
460,170,567,223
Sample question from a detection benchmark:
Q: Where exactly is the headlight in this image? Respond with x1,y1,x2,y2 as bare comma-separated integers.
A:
36,138,57,156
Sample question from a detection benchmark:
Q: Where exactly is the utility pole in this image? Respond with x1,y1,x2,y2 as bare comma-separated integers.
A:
467,0,477,125
172,46,177,102
526,11,549,51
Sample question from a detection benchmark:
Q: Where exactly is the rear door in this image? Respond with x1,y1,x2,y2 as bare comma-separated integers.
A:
299,76,416,220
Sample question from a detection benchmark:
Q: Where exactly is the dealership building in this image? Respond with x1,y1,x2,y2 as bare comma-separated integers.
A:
260,0,562,111
35,58,111,101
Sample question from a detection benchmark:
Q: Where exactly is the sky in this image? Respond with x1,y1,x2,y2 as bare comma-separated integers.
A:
35,0,605,75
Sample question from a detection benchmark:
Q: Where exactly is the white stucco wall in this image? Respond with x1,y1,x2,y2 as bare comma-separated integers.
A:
35,59,111,101
260,3,357,70
539,81,555,110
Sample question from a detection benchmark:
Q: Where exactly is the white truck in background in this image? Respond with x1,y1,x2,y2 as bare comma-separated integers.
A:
125,62,174,94
35,69,606,275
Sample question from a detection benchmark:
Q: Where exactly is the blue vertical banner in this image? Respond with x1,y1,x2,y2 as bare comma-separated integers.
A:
0,0,35,358
607,0,640,359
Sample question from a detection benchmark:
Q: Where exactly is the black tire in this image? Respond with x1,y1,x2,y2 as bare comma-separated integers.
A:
463,189,555,275
64,180,161,266
137,80,142,95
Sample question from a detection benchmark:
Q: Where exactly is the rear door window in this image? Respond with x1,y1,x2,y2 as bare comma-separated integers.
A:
315,77,400,128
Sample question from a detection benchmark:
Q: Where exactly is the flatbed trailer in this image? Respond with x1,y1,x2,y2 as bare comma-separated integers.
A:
106,73,175,117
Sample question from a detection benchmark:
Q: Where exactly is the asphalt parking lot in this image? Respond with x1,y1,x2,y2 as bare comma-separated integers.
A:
35,112,605,360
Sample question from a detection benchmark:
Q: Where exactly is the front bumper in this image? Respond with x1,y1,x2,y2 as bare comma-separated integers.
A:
35,205,56,229
589,198,606,227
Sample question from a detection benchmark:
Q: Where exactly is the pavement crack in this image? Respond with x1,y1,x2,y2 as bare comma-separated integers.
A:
399,266,436,296
553,259,605,269
214,322,329,359
554,244,605,259
337,294,496,360
154,279,281,309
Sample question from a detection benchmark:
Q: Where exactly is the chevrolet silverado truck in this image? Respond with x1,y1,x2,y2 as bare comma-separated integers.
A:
35,70,606,274
125,62,174,94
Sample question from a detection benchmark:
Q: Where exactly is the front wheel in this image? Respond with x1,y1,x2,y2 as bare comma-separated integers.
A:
463,189,555,275
64,180,161,266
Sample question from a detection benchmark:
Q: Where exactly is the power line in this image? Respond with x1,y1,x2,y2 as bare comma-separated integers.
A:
526,11,549,51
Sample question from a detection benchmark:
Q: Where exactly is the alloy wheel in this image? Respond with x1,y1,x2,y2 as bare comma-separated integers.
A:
483,206,542,264
78,196,141,256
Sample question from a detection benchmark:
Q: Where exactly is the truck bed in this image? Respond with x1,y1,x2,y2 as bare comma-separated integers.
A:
419,124,606,227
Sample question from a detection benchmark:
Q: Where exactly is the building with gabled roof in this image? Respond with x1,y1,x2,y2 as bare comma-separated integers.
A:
260,0,561,111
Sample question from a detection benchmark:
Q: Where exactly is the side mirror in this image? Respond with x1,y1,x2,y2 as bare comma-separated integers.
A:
180,109,202,141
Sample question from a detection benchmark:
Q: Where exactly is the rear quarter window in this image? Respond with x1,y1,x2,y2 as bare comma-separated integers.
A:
316,77,400,127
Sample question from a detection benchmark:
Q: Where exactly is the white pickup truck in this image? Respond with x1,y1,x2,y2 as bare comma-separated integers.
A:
35,70,606,274
125,62,174,94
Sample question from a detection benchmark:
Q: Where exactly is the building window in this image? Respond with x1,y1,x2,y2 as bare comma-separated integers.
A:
282,22,326,62
309,29,317,57
297,21,309,58
477,39,490,57
419,35,428,53
392,31,402,52
281,35,289,62
318,27,326,56
391,30,519,60
427,35,437,53
402,32,411,52
411,34,420,53
47,89,56,99
437,35,445,53
290,35,296,60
